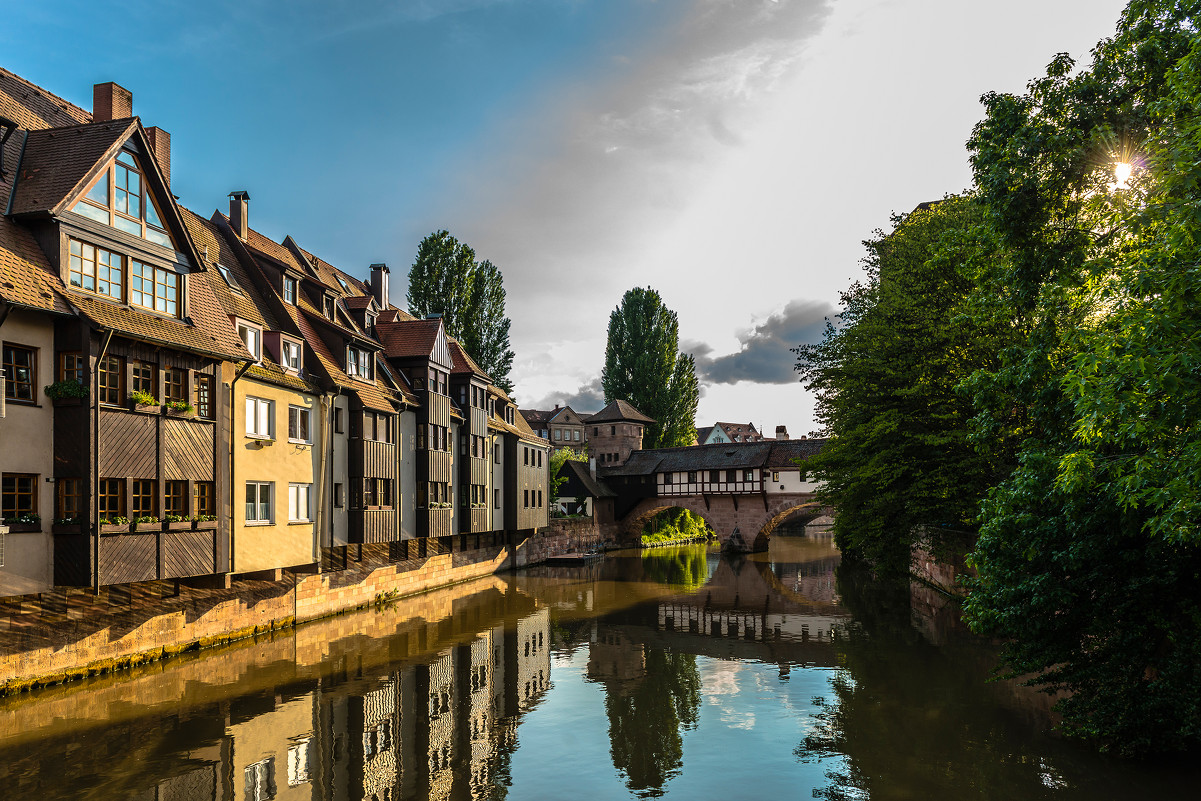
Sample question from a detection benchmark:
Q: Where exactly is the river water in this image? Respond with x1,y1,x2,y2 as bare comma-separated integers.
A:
0,532,1196,800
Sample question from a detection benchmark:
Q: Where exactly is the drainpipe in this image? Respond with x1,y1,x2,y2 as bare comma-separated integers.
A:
317,392,333,566
93,328,114,593
228,360,254,574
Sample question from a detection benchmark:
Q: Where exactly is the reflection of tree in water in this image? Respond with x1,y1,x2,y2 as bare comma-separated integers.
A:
605,648,701,797
793,563,1135,801
640,546,709,592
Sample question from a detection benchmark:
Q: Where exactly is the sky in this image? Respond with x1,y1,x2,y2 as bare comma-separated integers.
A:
3,0,1131,436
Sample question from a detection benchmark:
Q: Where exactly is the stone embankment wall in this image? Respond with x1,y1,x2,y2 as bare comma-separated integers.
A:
0,523,601,694
513,518,603,567
911,540,975,597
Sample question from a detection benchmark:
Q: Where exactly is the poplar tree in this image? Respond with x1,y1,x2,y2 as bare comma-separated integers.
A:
602,286,699,449
407,231,516,393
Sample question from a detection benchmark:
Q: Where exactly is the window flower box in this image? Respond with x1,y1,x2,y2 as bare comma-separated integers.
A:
52,522,84,535
191,517,217,531
164,401,195,418
163,518,192,531
5,522,41,533
128,390,161,414
99,523,128,535
132,516,160,533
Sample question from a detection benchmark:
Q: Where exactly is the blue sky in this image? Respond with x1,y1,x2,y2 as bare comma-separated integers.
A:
4,0,1130,434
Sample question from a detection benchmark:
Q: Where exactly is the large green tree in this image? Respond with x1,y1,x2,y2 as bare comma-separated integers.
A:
406,230,516,393
601,287,699,449
960,0,1201,755
794,196,1014,574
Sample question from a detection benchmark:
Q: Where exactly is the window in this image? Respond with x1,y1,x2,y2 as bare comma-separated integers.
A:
281,340,302,372
130,260,179,316
244,757,276,801
2,344,35,402
96,353,123,403
323,295,334,319
346,346,373,380
538,490,543,507
554,429,561,441
773,471,780,482
593,427,599,436
246,482,273,523
574,430,581,441
744,469,755,481
73,151,172,247
238,322,261,362
523,448,528,466
246,396,273,438
288,406,311,443
98,478,125,519
523,490,529,508
2,474,37,521
494,488,500,509
283,275,297,304
215,263,241,293
336,275,352,293
688,471,697,483
68,240,122,300
131,361,156,397
726,469,737,483
334,483,344,508
334,407,344,433
664,472,673,485
194,482,215,517
288,484,312,522
59,352,85,384
56,478,83,521
165,480,187,517
611,425,616,435
494,444,501,463
194,374,213,418
537,450,543,467
709,470,719,482
131,479,156,518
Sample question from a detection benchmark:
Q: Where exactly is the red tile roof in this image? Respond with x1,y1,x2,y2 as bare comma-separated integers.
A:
0,68,91,131
376,318,442,359
448,339,488,379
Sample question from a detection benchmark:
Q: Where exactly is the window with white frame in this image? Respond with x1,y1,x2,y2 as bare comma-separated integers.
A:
244,757,276,801
237,321,261,362
245,482,273,523
246,396,273,438
281,339,302,372
283,275,297,304
288,483,312,522
287,738,312,786
288,405,311,443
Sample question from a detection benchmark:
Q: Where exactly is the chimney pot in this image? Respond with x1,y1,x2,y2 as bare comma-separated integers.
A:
229,191,250,240
369,263,389,308
145,126,171,186
93,82,132,122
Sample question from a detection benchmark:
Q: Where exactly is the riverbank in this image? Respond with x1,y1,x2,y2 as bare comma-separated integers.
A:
0,521,602,696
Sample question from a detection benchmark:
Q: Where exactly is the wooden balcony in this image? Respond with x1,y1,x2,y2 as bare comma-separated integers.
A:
460,506,489,534
418,507,453,539
348,508,398,544
52,527,225,587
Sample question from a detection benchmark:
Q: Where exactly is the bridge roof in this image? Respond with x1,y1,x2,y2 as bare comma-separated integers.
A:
606,438,825,476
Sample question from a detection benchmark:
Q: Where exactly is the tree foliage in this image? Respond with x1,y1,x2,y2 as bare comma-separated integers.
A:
549,446,588,503
602,287,699,449
794,196,1014,573
958,0,1201,756
406,230,516,393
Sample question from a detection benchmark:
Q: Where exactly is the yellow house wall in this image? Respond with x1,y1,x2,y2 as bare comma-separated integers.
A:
234,378,320,573
228,693,317,799
0,308,56,596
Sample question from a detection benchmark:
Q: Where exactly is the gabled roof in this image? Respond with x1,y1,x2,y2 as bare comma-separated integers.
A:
695,426,714,444
182,207,279,330
377,317,453,367
8,119,136,216
715,422,762,441
558,459,616,499
448,339,489,380
584,399,654,425
606,439,825,476
344,295,376,311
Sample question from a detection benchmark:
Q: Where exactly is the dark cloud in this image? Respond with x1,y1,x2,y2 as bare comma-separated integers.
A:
686,299,833,384
528,376,607,413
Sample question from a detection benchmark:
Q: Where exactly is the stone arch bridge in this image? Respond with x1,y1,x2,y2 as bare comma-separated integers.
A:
595,439,832,552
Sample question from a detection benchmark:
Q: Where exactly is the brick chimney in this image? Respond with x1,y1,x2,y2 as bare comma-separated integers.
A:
145,126,171,186
775,425,789,440
93,82,132,122
229,191,250,240
369,263,389,308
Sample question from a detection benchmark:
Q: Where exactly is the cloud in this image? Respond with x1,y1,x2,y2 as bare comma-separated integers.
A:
528,375,606,412
435,0,834,341
686,298,833,384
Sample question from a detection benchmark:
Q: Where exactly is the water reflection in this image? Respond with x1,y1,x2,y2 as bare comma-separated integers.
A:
1,535,1198,800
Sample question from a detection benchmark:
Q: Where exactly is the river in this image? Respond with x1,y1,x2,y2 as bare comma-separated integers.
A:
0,531,1196,800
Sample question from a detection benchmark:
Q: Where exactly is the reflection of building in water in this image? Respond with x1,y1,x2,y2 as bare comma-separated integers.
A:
587,628,647,691
229,691,318,801
515,607,551,709
659,602,849,644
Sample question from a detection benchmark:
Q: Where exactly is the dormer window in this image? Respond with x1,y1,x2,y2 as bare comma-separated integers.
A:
237,321,261,362
281,339,302,372
336,276,352,293
365,312,376,335
67,237,180,317
323,295,334,320
283,275,297,304
72,150,172,248
346,346,373,380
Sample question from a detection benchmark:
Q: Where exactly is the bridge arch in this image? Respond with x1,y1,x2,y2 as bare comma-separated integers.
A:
748,502,828,552
621,500,719,543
